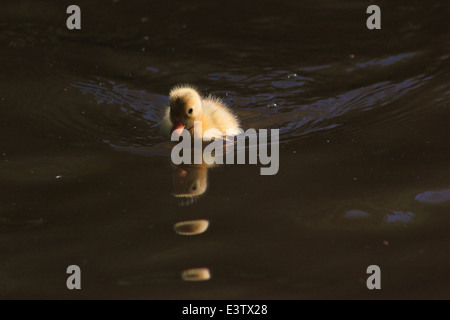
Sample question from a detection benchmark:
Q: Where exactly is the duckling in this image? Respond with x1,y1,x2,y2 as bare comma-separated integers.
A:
172,163,208,206
160,85,240,139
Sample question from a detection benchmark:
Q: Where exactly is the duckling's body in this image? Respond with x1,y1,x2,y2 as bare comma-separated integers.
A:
160,86,240,139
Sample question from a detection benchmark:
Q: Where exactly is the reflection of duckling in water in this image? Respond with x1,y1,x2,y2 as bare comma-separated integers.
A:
174,219,209,236
160,85,240,139
181,268,211,281
172,163,209,206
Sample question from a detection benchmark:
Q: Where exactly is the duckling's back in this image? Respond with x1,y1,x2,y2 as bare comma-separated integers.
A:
202,97,240,136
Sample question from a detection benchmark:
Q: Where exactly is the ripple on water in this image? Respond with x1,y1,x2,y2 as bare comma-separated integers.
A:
72,80,167,123
0,218,45,231
384,211,415,224
343,209,371,219
415,189,450,205
69,53,434,151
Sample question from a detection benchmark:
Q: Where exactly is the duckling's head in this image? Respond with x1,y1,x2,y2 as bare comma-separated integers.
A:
169,86,203,135
172,164,208,206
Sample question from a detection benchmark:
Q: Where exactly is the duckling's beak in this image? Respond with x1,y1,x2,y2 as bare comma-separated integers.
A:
171,120,186,139
176,168,188,178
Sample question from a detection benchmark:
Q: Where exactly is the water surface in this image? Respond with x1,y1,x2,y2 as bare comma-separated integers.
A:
0,0,449,299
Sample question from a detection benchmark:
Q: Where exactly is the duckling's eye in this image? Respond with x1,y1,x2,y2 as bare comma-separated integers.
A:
187,108,193,115
192,185,198,191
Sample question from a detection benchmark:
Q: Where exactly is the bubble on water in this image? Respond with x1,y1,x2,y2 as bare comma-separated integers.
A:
414,189,450,204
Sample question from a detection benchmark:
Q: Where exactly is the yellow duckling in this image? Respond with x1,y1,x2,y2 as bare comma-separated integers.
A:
172,164,208,206
160,85,240,139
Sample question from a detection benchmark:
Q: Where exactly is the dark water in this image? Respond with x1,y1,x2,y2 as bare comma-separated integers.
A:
0,0,449,299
